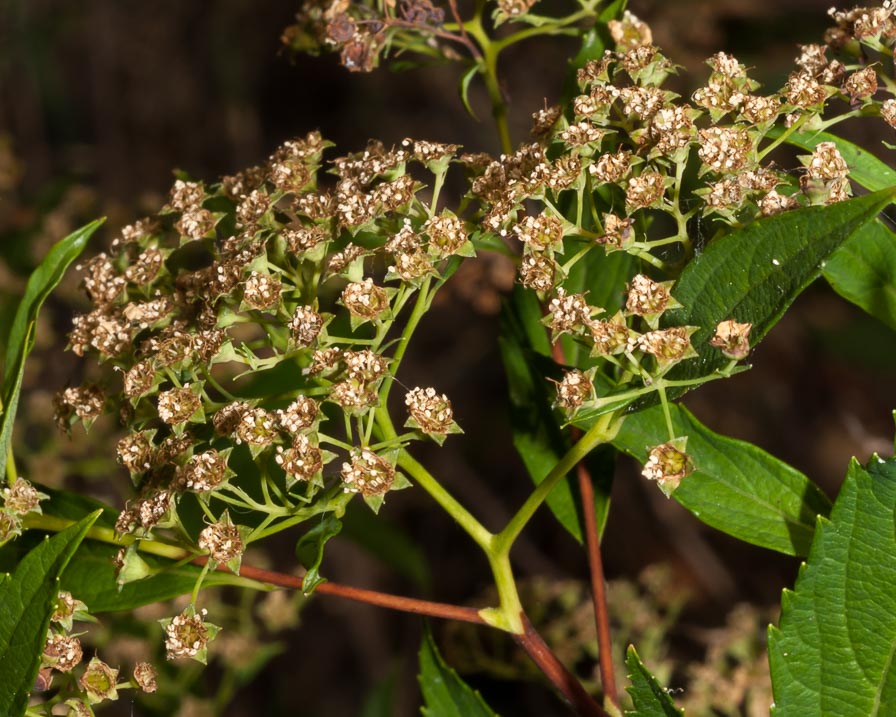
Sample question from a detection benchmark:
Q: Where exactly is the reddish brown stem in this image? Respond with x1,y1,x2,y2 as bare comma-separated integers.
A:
577,461,619,709
514,613,611,717
194,557,486,625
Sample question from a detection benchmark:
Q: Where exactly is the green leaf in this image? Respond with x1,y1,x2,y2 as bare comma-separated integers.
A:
0,511,100,716
822,219,896,330
769,456,896,715
418,626,499,717
661,188,896,394
561,0,628,104
0,218,103,478
459,64,480,121
625,645,684,716
341,501,430,591
612,404,831,556
767,128,896,329
500,287,613,543
295,513,342,593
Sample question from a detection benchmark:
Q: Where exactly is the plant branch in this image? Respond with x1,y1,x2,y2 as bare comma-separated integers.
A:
514,612,610,717
576,460,619,710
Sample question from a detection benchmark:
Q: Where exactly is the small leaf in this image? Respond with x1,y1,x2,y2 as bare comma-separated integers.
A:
769,456,896,715
459,64,480,121
418,626,499,717
0,511,101,716
625,645,684,716
295,514,342,593
612,404,831,556
0,218,103,478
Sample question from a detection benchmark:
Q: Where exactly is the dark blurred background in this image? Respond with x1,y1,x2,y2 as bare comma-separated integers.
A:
2,0,895,715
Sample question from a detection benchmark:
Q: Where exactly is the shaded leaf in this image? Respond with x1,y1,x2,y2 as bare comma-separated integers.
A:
625,645,684,716
459,64,480,121
612,404,831,556
0,219,103,478
0,511,100,716
295,513,342,593
418,626,499,717
769,456,896,715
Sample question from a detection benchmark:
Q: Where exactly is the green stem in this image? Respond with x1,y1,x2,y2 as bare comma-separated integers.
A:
379,277,433,406
466,16,512,154
494,410,620,554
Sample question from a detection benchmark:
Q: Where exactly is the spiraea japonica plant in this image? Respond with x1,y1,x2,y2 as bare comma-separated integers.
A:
3,0,896,715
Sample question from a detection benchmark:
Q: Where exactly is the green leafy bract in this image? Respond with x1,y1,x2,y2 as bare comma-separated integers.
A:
295,513,342,593
418,627,499,717
0,511,100,716
769,456,896,715
0,219,103,478
612,404,831,556
625,645,684,716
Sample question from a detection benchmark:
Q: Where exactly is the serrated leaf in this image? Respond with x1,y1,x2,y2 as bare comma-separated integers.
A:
418,626,499,717
0,511,100,716
660,188,896,397
625,646,684,716
612,403,831,556
767,128,896,329
500,287,613,543
295,513,342,593
0,218,103,478
769,456,896,715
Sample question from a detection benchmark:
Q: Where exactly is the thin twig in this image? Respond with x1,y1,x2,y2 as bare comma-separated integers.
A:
194,557,486,625
514,613,610,717
577,460,619,709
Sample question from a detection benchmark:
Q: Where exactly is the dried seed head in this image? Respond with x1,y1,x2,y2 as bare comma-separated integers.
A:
243,271,282,310
116,431,154,474
616,86,666,120
626,274,671,317
79,657,119,704
590,314,631,356
698,127,753,174
740,95,781,124
405,387,454,434
785,71,827,107
176,207,215,241
289,306,324,347
284,225,329,254
531,105,562,138
423,212,467,257
137,490,172,531
559,120,606,147
54,385,105,431
692,78,744,114
234,407,278,446
708,52,746,78
277,396,319,434
342,278,389,320
179,450,228,492
637,327,695,366
598,214,635,250
133,663,158,693
704,179,744,211
157,385,201,425
43,634,83,673
198,515,244,564
589,149,631,183
123,360,156,398
760,189,800,216
236,189,271,227
554,369,592,412
306,348,342,376
0,510,22,542
497,0,537,16
519,254,558,292
626,171,666,210
642,440,694,496
882,98,896,128
514,213,564,252
796,44,829,75
3,477,47,516
709,319,753,360
608,10,652,48
275,434,323,482
844,66,878,101
650,106,694,154
805,141,849,181
547,288,592,336
213,402,250,436
342,449,395,496
168,179,205,212
79,254,125,307
162,607,218,662
124,247,164,285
